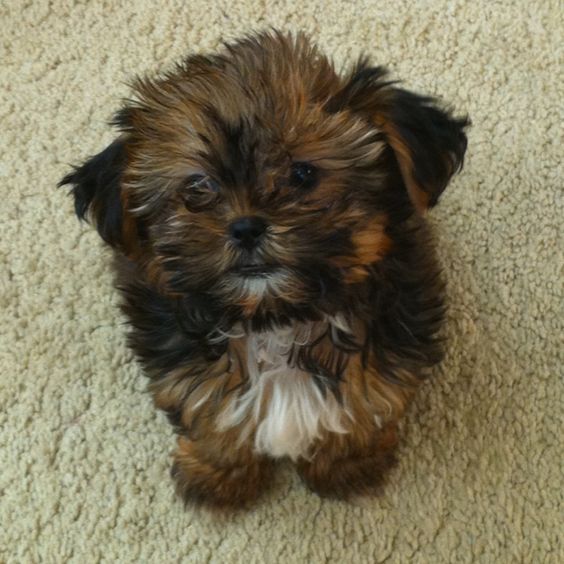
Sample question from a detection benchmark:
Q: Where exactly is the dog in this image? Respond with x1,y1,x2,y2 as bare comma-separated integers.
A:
60,31,468,509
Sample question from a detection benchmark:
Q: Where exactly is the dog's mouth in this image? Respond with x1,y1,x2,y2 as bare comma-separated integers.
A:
232,263,280,277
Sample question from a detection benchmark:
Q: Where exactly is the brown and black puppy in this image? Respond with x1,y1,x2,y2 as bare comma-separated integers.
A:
60,31,468,509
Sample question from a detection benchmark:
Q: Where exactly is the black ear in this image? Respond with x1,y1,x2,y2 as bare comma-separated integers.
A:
59,139,127,246
377,87,469,212
330,63,469,213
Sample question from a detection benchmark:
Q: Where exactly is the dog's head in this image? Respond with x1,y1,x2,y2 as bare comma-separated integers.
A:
60,31,468,321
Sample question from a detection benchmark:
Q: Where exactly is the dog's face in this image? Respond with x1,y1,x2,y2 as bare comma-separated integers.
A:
61,32,467,321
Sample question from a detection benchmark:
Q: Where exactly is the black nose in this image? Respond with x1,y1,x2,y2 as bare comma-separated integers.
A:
229,216,268,250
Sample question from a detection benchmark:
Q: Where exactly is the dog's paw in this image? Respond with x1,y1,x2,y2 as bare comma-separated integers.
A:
171,437,273,511
296,425,399,500
297,449,397,500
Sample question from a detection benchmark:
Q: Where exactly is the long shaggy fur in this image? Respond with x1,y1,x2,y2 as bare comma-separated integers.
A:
216,322,350,460
59,30,468,509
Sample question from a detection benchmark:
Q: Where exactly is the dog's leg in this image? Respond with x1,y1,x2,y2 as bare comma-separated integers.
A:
295,422,399,499
171,432,273,511
149,356,273,510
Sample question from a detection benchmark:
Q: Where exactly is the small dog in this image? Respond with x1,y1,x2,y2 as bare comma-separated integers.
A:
60,31,468,509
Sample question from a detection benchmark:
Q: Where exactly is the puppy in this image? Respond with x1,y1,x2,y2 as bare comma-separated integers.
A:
60,31,468,509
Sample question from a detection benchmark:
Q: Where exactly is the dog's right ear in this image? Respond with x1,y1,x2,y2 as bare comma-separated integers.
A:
59,139,128,248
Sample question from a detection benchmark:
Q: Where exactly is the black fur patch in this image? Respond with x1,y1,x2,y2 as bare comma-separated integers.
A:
116,258,228,377
366,221,446,383
58,140,126,246
200,109,260,190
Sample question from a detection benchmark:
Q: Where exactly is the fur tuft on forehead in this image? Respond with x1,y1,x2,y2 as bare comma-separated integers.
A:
114,32,385,194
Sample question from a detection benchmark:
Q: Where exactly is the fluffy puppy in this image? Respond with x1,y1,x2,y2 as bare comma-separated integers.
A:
60,31,468,509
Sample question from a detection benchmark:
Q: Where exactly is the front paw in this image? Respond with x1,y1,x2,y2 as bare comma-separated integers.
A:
171,436,273,511
296,426,398,499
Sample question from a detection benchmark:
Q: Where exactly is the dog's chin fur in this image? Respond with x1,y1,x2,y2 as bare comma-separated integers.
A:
220,269,293,305
60,30,469,510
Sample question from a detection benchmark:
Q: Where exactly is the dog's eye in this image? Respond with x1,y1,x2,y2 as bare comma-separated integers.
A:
181,174,220,212
289,162,319,190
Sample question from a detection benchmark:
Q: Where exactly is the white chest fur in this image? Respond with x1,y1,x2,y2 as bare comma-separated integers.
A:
216,323,351,460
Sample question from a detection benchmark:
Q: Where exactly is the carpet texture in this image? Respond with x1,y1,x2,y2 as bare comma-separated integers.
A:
1,1,562,562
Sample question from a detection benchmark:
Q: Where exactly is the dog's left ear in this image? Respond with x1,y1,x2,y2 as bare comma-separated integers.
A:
329,64,470,213
59,138,130,248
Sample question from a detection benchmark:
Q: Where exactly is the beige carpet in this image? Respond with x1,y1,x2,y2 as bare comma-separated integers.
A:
1,1,562,562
